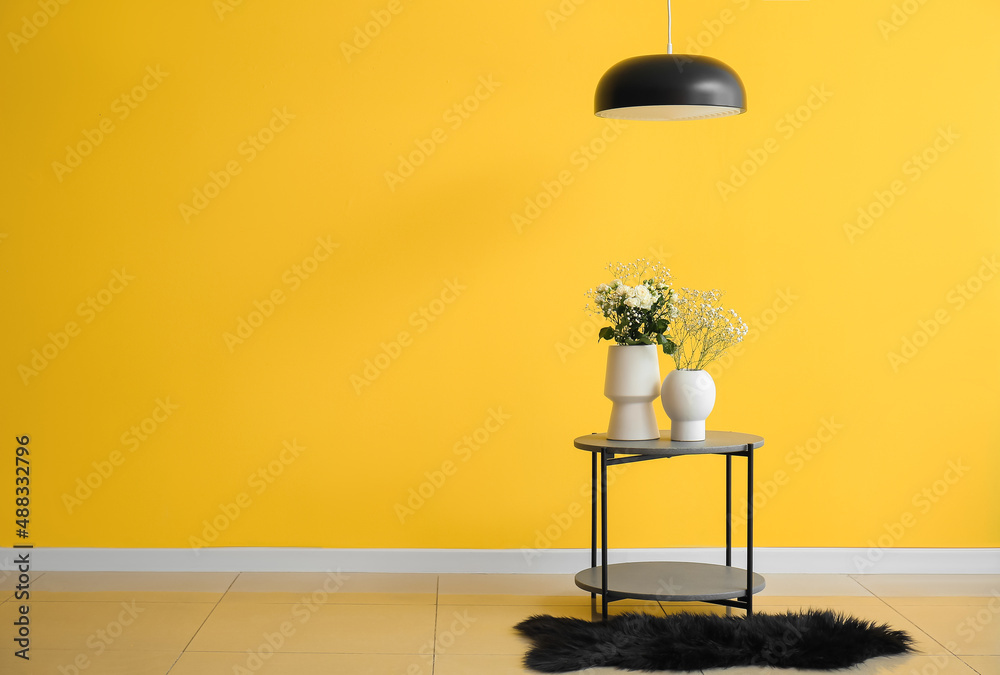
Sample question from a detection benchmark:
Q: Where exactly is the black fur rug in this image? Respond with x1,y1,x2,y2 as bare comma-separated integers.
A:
514,610,915,672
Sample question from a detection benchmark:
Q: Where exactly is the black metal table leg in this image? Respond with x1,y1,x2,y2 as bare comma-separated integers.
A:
591,449,597,599
601,448,609,620
746,443,754,616
726,455,732,568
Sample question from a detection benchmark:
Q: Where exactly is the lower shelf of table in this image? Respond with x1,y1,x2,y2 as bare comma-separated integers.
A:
575,561,766,602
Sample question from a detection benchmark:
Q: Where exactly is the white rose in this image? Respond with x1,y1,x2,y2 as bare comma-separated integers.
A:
633,285,654,310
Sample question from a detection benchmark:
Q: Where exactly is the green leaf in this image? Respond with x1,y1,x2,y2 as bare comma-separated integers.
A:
661,339,677,355
598,327,616,342
653,319,669,333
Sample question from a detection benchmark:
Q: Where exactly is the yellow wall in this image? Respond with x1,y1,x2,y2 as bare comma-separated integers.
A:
2,0,998,551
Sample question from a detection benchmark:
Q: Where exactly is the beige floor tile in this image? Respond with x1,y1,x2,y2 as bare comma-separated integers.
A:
231,571,438,593
879,595,1000,613
0,571,994,674
959,655,1000,674
439,573,580,596
222,591,436,605
440,593,660,606
434,604,664,656
0,565,30,602
885,596,1000,607
760,603,950,655
895,604,1000,656
0,567,22,590
0,648,179,674
170,651,424,675
439,573,655,606
754,594,885,606
223,571,436,604
659,602,736,616
705,654,976,674
0,601,215,652
758,574,875,597
32,571,236,592
853,575,1000,597
31,591,226,604
186,602,435,654
854,655,979,675
435,653,620,675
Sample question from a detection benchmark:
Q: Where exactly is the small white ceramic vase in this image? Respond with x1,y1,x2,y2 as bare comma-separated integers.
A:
604,344,661,441
660,369,716,441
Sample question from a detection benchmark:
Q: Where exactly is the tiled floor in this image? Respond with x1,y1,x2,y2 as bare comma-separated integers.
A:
0,571,997,673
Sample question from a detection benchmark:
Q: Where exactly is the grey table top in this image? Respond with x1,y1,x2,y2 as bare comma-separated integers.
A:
575,561,766,601
574,430,764,457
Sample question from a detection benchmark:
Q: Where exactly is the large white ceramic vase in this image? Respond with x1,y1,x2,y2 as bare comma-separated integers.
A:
660,369,716,441
604,344,661,441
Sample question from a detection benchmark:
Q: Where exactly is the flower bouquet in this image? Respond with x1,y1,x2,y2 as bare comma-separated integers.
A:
586,259,677,355
668,288,748,370
660,288,748,440
586,259,676,440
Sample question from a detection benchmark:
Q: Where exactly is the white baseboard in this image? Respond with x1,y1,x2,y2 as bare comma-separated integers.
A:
2,548,997,574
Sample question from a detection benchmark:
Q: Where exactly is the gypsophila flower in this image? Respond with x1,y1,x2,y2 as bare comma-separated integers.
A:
585,259,677,353
668,288,748,370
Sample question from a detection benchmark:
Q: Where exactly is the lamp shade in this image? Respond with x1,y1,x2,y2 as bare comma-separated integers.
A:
595,54,746,121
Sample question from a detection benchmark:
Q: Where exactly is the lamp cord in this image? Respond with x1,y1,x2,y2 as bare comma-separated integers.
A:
667,0,673,53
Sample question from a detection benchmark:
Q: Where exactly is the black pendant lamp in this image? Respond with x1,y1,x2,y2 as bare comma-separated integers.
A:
595,1,746,121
